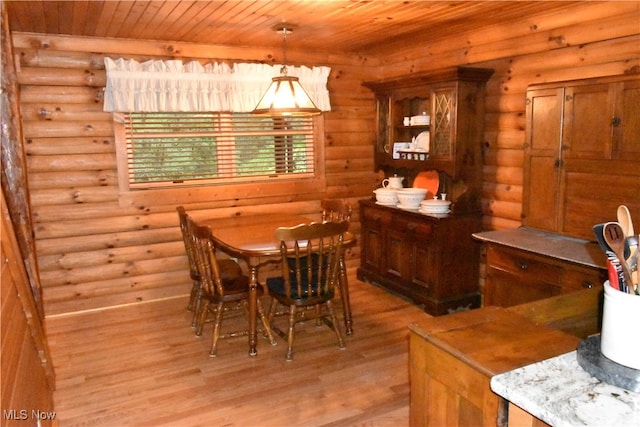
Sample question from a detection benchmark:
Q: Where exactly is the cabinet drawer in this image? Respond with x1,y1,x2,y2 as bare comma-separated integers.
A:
487,245,562,284
362,206,393,226
393,215,433,237
562,267,606,292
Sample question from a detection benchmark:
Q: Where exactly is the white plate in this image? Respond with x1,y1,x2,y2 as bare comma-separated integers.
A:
420,208,451,213
416,131,430,152
421,212,450,218
397,204,420,211
376,201,397,206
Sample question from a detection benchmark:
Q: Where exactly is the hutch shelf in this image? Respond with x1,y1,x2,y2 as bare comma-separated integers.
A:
363,66,494,196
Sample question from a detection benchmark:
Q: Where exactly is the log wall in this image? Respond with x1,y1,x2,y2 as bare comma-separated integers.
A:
10,2,640,316
11,33,378,316
374,1,640,232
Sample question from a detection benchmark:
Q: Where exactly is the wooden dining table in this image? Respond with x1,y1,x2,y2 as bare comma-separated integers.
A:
193,212,354,356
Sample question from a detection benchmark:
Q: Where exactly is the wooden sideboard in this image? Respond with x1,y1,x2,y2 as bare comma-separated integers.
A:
357,199,481,315
474,227,607,307
409,287,602,426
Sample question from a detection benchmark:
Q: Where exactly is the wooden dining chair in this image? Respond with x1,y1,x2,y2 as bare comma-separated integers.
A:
321,198,355,335
321,198,352,224
176,206,203,325
177,206,242,331
190,220,276,357
266,220,349,361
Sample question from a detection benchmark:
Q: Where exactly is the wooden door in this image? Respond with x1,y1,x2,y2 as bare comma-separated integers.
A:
430,84,456,162
522,87,564,231
613,79,640,160
562,83,615,160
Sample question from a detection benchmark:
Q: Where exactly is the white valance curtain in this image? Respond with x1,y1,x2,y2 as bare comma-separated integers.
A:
103,57,331,113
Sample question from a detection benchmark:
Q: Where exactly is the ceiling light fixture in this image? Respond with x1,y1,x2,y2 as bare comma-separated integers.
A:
252,25,321,116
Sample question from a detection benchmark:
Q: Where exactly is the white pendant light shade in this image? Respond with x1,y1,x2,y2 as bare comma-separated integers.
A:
252,75,321,116
252,25,321,116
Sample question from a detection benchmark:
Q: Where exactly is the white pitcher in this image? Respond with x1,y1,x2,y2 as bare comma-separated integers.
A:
382,175,404,189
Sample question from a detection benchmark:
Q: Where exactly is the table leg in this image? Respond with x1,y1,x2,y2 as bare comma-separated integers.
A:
338,255,353,335
248,265,259,356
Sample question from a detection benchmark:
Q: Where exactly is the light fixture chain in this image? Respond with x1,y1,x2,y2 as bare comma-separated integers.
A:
281,27,288,76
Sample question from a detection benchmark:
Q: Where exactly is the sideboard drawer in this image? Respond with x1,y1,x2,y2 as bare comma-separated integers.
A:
487,245,562,284
393,215,433,237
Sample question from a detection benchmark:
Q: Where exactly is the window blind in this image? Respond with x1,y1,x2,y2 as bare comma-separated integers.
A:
123,112,315,189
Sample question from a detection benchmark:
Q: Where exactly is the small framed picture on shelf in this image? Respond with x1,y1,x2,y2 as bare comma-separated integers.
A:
393,142,411,159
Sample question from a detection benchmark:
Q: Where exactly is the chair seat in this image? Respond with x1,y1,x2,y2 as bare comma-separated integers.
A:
217,275,264,302
267,276,334,303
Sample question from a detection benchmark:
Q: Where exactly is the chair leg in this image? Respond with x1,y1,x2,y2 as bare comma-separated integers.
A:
195,299,209,336
191,283,204,329
325,300,346,350
257,299,277,346
267,298,279,324
209,302,224,357
285,305,297,361
187,278,199,311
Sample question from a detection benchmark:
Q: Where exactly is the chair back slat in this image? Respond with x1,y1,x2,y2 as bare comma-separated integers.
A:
190,219,226,297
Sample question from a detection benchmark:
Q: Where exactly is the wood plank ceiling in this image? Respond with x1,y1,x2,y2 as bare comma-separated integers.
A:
6,0,587,56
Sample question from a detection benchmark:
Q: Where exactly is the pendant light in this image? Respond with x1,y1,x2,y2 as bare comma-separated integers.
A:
252,25,321,116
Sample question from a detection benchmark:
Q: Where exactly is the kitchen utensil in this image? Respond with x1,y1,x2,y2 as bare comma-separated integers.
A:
593,222,612,253
617,205,635,238
603,222,634,290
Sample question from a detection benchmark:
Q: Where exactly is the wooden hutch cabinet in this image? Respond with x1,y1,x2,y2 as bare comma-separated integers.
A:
363,67,494,199
358,67,493,315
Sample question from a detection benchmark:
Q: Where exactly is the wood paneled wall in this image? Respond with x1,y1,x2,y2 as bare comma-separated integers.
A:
11,33,378,316
10,1,640,316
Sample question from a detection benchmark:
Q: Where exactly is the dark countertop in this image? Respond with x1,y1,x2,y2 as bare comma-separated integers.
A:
473,227,606,270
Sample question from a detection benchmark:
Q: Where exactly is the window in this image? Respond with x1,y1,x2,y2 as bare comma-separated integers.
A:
114,112,325,205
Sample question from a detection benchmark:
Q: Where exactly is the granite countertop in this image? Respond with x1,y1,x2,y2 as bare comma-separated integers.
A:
473,227,606,269
491,351,640,427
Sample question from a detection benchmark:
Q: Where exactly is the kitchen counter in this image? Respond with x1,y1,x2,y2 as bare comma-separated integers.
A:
491,351,640,426
473,227,606,270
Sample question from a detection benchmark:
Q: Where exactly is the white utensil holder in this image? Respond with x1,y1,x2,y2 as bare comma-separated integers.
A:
601,280,640,370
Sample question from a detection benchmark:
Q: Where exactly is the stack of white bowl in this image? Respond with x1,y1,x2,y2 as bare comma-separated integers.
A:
419,198,451,216
396,188,428,210
373,187,398,206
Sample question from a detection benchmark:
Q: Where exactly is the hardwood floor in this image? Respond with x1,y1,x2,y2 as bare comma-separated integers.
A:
46,272,430,426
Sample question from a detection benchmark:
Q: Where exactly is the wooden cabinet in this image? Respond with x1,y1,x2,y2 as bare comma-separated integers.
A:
474,228,608,308
409,288,602,427
363,67,493,208
357,200,482,315
484,244,606,307
523,74,640,240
